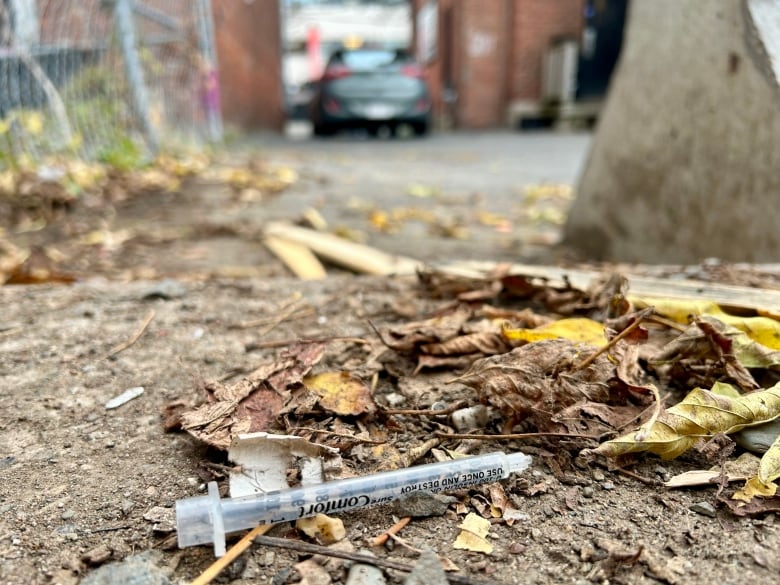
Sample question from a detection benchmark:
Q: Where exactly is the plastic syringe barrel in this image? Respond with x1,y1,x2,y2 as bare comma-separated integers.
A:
176,450,532,556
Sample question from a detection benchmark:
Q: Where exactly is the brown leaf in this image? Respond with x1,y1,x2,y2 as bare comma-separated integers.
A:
300,371,376,416
379,306,473,352
421,331,511,357
180,342,326,449
452,339,616,425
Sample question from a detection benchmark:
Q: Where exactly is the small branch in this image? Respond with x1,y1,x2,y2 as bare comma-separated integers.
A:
102,310,156,359
252,535,490,585
574,314,647,371
382,400,468,416
433,431,601,441
370,516,411,547
289,426,387,445
245,336,370,352
191,524,272,585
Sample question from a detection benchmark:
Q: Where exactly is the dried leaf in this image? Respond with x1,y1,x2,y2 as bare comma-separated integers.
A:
421,330,511,356
632,297,780,350
453,339,615,425
759,432,780,484
296,513,346,544
180,342,326,449
733,476,777,502
379,306,473,352
501,318,607,347
591,382,780,460
452,512,493,553
301,371,376,416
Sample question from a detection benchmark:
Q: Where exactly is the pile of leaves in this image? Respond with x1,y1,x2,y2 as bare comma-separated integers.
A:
173,267,780,516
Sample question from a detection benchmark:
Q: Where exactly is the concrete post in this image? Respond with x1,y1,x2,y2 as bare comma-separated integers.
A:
563,0,780,263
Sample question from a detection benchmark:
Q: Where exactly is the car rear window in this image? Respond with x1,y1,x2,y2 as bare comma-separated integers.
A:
334,50,406,71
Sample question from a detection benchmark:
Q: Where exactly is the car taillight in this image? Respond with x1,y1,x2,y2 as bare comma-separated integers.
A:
401,64,425,79
322,65,352,81
324,97,341,114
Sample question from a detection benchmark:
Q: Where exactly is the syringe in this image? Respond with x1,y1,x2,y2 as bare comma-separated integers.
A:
176,450,532,556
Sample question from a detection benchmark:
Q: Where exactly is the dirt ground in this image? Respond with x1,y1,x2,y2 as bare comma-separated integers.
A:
2,133,780,585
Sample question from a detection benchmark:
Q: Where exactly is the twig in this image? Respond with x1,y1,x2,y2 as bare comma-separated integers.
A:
371,516,411,547
646,313,687,332
433,431,601,441
245,336,370,351
382,400,468,416
614,467,661,486
102,309,156,359
252,534,490,585
574,314,647,371
289,426,387,445
0,327,23,339
191,524,272,585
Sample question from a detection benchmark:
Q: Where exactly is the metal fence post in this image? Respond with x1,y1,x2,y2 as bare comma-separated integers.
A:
113,0,159,153
195,0,222,142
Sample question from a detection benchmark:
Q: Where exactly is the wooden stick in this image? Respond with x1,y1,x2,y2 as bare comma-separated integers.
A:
103,309,155,359
263,234,327,280
264,222,422,276
190,524,272,585
370,516,411,547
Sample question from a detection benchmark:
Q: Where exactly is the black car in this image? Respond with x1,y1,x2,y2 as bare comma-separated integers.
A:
310,48,432,137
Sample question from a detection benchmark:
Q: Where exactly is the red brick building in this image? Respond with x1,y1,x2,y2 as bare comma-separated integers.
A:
212,0,284,131
412,0,585,129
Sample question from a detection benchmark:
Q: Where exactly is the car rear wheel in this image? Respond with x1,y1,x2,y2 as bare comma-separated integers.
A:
313,122,336,137
412,121,429,136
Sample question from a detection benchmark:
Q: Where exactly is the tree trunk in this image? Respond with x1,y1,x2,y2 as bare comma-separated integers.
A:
563,0,780,264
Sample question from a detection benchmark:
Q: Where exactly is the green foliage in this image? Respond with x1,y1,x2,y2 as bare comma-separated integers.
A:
97,136,142,171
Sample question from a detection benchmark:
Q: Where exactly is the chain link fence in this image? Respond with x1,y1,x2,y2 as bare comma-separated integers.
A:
0,0,221,168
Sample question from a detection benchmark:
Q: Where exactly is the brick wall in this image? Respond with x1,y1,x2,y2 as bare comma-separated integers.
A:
511,0,584,101
413,0,584,128
212,0,284,131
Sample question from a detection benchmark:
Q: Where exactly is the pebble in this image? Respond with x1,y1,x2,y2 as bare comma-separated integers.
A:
601,481,615,491
582,486,594,498
591,470,605,482
734,419,780,454
140,279,187,300
690,501,717,518
271,567,295,585
345,563,387,585
390,492,456,518
61,509,75,520
404,549,447,585
81,551,170,585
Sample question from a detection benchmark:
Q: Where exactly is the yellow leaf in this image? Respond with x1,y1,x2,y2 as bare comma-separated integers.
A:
502,318,606,347
592,382,780,460
631,297,780,350
296,513,345,544
453,512,493,553
20,111,43,136
733,475,777,502
303,371,376,416
759,432,780,484
407,183,439,198
276,166,298,184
